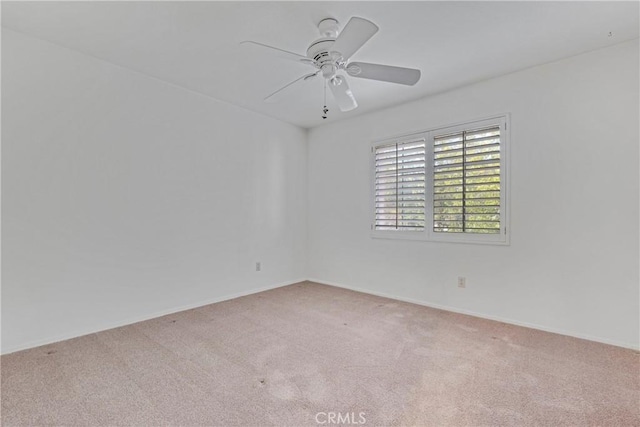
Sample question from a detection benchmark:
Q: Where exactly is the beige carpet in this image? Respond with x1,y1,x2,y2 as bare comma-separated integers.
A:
2,281,638,426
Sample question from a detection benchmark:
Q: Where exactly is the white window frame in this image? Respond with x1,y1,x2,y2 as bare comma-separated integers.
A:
370,114,510,245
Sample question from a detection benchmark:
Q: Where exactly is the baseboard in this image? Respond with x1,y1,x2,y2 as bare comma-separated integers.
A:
1,278,306,355
5,277,637,354
307,278,640,351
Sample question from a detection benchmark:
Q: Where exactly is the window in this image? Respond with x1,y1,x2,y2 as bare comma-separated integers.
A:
432,125,501,235
373,137,426,232
371,115,508,244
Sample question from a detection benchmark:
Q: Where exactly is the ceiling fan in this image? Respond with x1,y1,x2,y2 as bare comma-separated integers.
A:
241,17,421,117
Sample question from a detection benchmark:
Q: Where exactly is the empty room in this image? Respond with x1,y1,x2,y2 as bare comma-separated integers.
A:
1,1,639,426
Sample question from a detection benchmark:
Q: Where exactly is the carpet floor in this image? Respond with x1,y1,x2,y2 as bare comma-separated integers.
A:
1,281,639,426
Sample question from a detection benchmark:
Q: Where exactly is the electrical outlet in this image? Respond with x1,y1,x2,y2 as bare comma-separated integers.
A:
457,277,466,288
256,262,261,272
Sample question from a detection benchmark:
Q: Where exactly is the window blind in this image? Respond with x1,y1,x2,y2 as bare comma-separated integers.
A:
433,125,501,234
374,138,426,231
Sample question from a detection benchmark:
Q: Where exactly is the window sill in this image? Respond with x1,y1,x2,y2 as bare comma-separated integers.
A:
371,231,510,245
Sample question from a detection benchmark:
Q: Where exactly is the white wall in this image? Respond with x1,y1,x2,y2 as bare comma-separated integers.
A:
1,29,308,353
3,28,638,354
307,39,640,349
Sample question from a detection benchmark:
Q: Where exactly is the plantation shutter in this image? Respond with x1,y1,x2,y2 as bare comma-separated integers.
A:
433,125,501,234
374,138,426,231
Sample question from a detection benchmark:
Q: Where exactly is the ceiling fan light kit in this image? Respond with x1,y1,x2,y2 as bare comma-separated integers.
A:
242,16,421,118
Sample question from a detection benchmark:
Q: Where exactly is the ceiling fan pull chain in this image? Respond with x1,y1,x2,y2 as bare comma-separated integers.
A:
322,79,328,119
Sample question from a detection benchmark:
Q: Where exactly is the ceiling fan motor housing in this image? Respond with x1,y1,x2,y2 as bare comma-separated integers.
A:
306,38,335,62
306,17,344,79
307,38,342,78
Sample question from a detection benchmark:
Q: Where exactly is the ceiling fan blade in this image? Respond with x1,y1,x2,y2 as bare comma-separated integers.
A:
346,62,421,86
330,17,379,61
329,76,358,112
240,41,315,66
264,71,319,103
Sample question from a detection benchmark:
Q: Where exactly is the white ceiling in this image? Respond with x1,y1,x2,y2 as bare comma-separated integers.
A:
2,1,638,129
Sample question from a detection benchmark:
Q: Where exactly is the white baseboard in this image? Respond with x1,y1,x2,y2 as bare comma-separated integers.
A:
5,277,637,354
1,278,306,355
307,278,639,351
